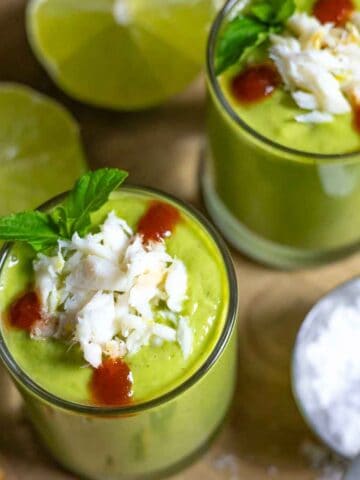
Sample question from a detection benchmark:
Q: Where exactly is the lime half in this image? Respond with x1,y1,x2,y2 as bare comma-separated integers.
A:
26,0,220,110
0,84,87,215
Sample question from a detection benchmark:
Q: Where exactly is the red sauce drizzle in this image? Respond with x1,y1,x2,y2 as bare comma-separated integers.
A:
9,291,41,332
91,358,133,406
137,201,181,243
313,0,355,26
231,64,280,104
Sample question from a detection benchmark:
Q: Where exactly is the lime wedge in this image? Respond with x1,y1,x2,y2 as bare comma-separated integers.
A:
0,84,87,215
26,0,220,110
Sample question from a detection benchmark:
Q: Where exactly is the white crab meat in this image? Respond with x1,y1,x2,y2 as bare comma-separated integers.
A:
33,250,64,315
101,211,132,258
76,292,116,368
177,317,193,359
269,12,360,123
295,111,334,123
65,255,125,292
33,211,192,366
165,260,188,312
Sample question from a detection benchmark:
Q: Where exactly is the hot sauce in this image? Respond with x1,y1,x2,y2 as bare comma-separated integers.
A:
137,201,180,243
313,0,355,26
9,291,41,332
231,64,280,104
91,358,133,407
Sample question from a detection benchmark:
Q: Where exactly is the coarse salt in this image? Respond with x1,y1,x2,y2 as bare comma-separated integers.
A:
295,294,360,458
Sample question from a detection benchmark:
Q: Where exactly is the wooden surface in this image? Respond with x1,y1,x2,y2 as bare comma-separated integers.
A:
0,1,354,479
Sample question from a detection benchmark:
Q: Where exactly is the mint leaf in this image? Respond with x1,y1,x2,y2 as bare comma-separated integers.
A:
250,3,275,22
0,211,59,251
252,0,295,23
51,168,128,238
215,0,295,75
215,16,268,75
238,29,272,66
273,0,296,22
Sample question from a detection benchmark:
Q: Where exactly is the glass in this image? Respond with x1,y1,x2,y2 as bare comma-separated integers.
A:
203,0,360,269
0,186,238,480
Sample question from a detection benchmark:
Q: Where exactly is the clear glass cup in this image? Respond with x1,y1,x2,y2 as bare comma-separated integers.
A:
202,0,360,269
0,186,238,480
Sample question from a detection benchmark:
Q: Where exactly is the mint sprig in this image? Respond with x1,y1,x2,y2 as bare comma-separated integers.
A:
215,0,295,75
51,168,128,238
0,168,128,252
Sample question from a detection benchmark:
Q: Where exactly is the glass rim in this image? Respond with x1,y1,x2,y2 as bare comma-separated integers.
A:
0,184,238,416
207,0,360,162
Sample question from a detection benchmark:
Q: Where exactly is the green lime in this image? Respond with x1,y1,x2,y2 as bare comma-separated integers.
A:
0,84,87,215
26,0,220,110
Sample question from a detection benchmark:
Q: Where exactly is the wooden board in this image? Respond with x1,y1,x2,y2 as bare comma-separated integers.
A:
0,1,354,478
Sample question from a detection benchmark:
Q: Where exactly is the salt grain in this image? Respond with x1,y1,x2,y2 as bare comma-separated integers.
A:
294,280,360,458
301,440,346,480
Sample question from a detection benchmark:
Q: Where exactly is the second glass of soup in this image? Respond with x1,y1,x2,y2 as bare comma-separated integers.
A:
203,0,360,269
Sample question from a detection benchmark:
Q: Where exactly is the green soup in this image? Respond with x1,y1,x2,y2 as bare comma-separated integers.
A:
204,0,360,269
0,187,237,480
220,0,360,155
0,188,229,405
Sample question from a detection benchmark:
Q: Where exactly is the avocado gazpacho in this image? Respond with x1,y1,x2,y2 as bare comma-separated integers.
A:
0,169,237,479
205,0,360,268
